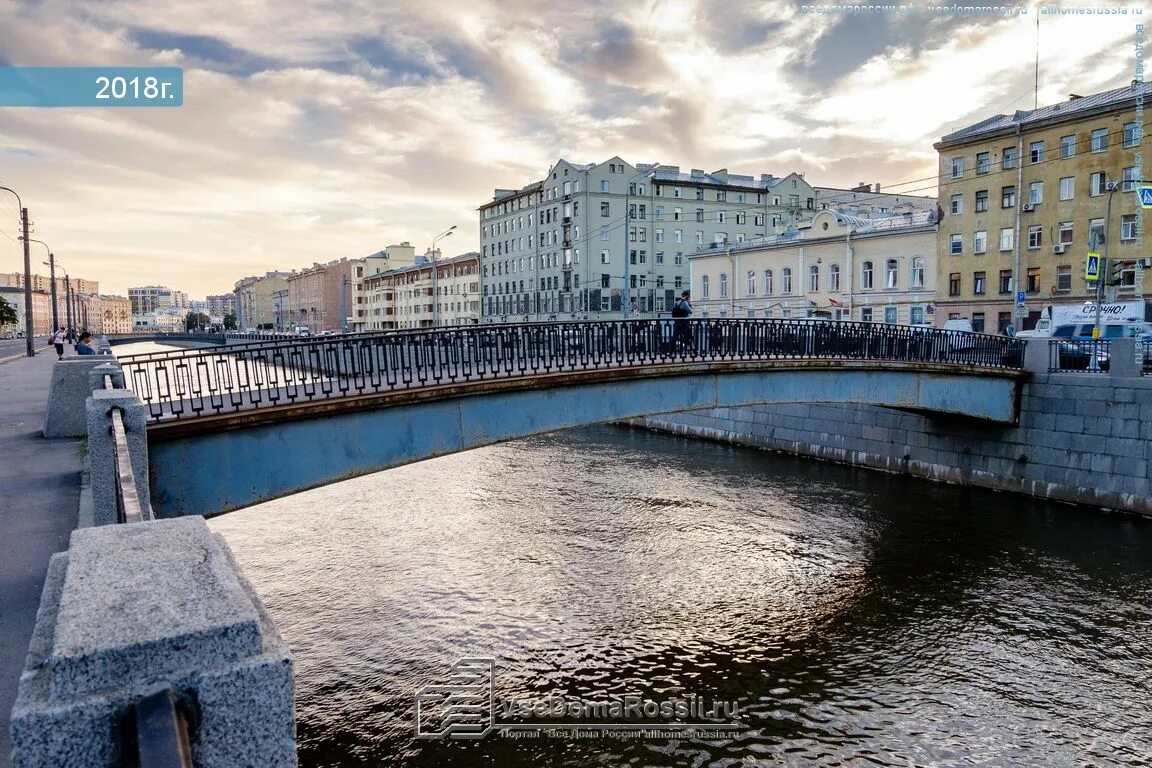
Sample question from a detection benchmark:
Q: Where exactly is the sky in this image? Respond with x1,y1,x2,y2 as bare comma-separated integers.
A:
0,0,1143,298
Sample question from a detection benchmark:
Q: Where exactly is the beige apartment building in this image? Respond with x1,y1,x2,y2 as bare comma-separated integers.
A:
689,209,938,325
361,252,481,330
285,259,354,333
99,295,132,334
234,272,291,330
349,244,418,332
935,81,1150,333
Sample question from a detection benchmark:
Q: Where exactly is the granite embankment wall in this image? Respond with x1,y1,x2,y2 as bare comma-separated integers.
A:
627,372,1152,516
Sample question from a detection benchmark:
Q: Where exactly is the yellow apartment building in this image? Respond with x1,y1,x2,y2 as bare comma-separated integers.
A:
934,81,1150,333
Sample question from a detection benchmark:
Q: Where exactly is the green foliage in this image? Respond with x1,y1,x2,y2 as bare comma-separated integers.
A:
0,296,17,326
185,311,210,331
223,313,238,330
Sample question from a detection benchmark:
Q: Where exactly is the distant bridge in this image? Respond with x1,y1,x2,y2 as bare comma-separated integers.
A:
103,332,225,346
113,319,1027,517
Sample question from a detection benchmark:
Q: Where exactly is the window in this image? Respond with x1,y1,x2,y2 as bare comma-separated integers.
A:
600,250,610,264
1001,186,1015,208
973,271,986,295
1123,166,1139,191
673,187,682,198
830,263,841,291
1029,141,1044,163
696,188,704,200
1059,222,1074,244
884,306,898,324
972,312,985,333
1089,217,1105,247
1028,225,1042,249
782,268,793,293
1091,127,1108,152
976,151,990,174
861,307,873,322
764,270,774,295
695,231,703,244
809,264,819,292
736,212,746,224
1003,146,1017,169
948,233,962,255
695,209,704,222
600,180,609,192
716,190,726,202
601,202,610,217
655,228,664,243
654,206,663,220
1059,176,1074,200
862,261,874,289
950,156,964,178
910,306,925,325
999,270,1013,294
911,258,924,288
674,229,683,243
1027,267,1041,293
975,190,989,212
974,230,987,254
717,211,726,223
1124,121,1142,148
1090,172,1106,196
655,251,664,264
747,270,756,295
1122,213,1139,240
719,273,728,297
950,194,963,214
601,273,610,288
1060,134,1076,158
948,273,961,296
885,259,898,289
673,207,682,221
1000,228,1013,251
701,275,710,298
1057,265,1072,292
1029,181,1043,204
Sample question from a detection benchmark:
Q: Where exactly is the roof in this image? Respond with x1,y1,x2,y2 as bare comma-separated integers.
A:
940,81,1152,144
687,210,935,259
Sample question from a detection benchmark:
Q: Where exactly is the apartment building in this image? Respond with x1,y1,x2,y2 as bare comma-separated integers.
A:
689,209,938,325
128,285,188,315
478,157,818,323
935,81,1150,333
285,259,354,333
360,252,481,330
99,295,132,334
234,272,292,330
349,244,419,332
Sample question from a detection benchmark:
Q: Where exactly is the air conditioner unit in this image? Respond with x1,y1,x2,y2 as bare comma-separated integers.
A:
1022,203,1035,212
1052,244,1066,254
1139,257,1152,268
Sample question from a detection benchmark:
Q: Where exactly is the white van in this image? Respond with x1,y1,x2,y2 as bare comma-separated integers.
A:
943,318,974,333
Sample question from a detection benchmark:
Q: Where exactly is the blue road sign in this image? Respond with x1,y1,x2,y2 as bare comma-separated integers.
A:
1139,187,1152,208
1086,253,1101,281
1015,291,1026,303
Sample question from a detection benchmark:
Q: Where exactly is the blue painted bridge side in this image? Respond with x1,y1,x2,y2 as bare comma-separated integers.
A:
148,366,1021,518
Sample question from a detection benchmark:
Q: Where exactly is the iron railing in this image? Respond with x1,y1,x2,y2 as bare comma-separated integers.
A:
1143,339,1151,376
1047,339,1111,373
131,684,195,768
118,319,1026,423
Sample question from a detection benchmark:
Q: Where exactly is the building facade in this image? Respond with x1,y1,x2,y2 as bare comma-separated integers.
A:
0,287,52,336
349,244,418,332
285,259,353,333
234,272,291,330
128,285,188,315
99,295,132,334
935,81,1150,333
478,158,818,323
361,252,481,330
689,209,938,325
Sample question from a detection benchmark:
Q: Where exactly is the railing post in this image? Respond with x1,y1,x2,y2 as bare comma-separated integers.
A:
1022,339,1049,374
86,390,152,526
1108,337,1140,376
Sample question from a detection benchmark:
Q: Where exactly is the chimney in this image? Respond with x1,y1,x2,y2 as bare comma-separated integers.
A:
874,183,881,193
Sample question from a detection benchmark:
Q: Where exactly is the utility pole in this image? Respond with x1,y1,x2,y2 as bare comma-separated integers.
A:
47,252,58,330
65,274,73,333
341,273,349,333
21,208,32,355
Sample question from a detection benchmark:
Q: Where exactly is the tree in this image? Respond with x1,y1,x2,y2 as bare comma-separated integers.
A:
223,313,238,330
0,296,17,327
185,312,210,331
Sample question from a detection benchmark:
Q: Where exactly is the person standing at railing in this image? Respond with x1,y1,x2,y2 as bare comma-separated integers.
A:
75,332,96,355
671,290,693,350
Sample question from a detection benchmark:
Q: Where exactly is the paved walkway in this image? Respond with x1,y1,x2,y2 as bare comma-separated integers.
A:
0,350,81,767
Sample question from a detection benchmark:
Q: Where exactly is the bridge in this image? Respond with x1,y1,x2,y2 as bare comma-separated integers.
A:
24,319,1152,767
103,331,226,346
110,319,1027,518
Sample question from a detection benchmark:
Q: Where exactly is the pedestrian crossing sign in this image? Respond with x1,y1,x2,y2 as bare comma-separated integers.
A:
1085,252,1101,281
1139,187,1152,208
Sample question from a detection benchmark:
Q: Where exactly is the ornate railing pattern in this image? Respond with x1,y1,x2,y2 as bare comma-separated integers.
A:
118,319,1025,423
1048,339,1111,373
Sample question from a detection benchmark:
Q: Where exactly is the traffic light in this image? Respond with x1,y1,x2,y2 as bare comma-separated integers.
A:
1109,257,1126,286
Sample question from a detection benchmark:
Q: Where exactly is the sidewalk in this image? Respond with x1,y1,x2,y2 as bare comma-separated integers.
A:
0,351,82,767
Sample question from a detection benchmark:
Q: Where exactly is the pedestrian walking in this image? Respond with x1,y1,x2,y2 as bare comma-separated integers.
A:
50,326,67,360
671,290,693,350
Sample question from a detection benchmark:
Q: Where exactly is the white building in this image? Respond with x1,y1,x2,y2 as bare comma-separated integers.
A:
479,158,819,322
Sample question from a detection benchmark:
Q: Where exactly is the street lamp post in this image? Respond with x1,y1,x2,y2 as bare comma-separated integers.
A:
24,238,58,331
1,185,33,356
431,225,456,327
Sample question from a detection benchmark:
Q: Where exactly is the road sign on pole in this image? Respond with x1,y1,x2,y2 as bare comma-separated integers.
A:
1013,304,1029,319
1085,252,1101,281
1139,187,1152,208
1015,290,1026,303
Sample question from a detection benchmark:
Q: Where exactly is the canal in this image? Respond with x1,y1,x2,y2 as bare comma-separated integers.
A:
205,423,1152,767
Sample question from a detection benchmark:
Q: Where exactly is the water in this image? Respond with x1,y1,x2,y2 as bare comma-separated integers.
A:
206,425,1152,767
